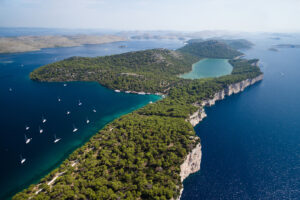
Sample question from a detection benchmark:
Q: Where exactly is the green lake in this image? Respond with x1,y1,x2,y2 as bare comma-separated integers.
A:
180,58,233,79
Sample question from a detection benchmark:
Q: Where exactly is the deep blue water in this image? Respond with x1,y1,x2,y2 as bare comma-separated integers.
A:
0,39,184,199
181,35,300,199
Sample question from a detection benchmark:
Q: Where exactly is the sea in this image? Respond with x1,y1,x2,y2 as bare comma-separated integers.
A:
181,34,300,199
1,29,300,199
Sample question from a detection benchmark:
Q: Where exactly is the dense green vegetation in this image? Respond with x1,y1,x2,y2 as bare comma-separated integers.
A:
187,39,253,50
14,41,262,200
30,49,199,93
177,40,243,59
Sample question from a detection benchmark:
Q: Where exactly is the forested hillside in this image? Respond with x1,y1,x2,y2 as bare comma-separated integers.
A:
14,41,262,200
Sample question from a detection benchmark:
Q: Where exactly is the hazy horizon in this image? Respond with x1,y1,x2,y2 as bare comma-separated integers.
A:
1,0,300,33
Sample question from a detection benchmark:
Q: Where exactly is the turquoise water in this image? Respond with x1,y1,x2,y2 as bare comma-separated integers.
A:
180,58,233,79
181,35,300,199
0,39,184,199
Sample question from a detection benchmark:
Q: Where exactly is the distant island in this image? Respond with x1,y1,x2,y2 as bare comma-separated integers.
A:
0,35,126,54
14,40,263,200
275,44,300,48
268,47,279,52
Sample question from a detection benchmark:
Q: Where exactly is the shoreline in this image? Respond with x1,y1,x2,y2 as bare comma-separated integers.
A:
177,74,263,200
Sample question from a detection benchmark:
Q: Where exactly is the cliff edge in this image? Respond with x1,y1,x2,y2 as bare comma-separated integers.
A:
178,74,263,200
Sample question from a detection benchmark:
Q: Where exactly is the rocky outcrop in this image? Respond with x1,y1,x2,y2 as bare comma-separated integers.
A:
180,143,202,182
177,74,263,200
188,107,207,127
176,143,202,200
190,74,264,126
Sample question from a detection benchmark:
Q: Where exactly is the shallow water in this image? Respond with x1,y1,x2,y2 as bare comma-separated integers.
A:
180,58,232,79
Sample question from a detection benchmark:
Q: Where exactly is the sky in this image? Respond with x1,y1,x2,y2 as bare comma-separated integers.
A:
0,0,300,32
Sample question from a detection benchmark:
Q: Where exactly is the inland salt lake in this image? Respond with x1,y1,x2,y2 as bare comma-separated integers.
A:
1,34,300,199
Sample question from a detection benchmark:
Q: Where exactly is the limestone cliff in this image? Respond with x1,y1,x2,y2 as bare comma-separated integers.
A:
177,74,263,200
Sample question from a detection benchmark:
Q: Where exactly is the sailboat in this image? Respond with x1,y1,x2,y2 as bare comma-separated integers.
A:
39,126,43,134
25,126,30,131
78,100,82,106
53,134,61,143
25,134,32,144
63,83,67,87
86,118,90,124
20,155,26,164
73,125,78,133
92,108,97,113
42,116,47,123
66,111,71,115
58,97,61,102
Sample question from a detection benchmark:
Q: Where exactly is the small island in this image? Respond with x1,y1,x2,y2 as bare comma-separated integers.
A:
0,35,126,54
275,44,300,48
268,47,279,52
13,40,263,200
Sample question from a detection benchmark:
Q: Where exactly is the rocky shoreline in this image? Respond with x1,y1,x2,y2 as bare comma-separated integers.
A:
177,74,263,199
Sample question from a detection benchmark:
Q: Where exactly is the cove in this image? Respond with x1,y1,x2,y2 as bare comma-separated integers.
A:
0,39,183,199
180,58,233,79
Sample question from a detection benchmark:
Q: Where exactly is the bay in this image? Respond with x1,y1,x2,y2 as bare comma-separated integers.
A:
0,39,184,199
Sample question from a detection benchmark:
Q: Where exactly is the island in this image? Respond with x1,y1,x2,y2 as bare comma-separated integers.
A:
268,47,279,52
13,40,263,200
275,44,300,48
0,35,126,54
187,39,254,50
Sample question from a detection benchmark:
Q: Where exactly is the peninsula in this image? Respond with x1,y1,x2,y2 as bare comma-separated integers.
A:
0,35,126,54
13,40,263,200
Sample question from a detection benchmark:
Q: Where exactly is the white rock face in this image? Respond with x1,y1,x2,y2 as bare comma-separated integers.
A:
180,143,202,182
188,108,207,127
176,74,263,200
193,74,264,125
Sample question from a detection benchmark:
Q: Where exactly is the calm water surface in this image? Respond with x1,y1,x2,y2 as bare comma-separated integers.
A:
0,39,184,199
180,58,232,79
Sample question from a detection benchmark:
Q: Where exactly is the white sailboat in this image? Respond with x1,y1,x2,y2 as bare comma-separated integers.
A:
42,116,47,123
53,134,61,143
20,155,26,164
58,97,61,102
39,126,43,134
73,125,78,133
63,83,67,87
92,108,96,113
25,126,30,131
86,118,90,124
25,134,32,144
78,100,82,106
66,111,71,115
